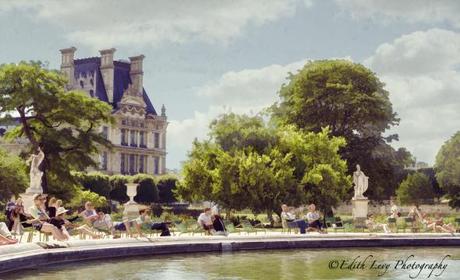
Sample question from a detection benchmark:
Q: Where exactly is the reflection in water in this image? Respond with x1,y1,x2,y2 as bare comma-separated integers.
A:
4,247,460,280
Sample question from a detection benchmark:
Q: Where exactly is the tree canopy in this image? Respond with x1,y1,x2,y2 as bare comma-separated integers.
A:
435,131,460,208
0,148,28,201
178,113,351,218
0,62,114,195
271,60,413,199
396,172,434,206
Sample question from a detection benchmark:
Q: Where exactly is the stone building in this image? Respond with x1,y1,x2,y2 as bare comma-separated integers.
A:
59,47,167,175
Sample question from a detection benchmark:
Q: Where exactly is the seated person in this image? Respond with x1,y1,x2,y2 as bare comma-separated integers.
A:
305,204,326,233
0,222,17,245
280,204,307,234
27,194,67,241
5,198,16,231
366,214,390,233
49,207,101,240
433,212,455,234
134,208,171,237
197,208,214,232
80,201,99,225
212,214,228,236
46,197,58,218
93,211,115,234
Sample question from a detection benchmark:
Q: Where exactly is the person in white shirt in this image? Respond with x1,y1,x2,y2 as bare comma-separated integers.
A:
27,194,67,241
80,201,99,225
280,204,307,234
197,208,214,231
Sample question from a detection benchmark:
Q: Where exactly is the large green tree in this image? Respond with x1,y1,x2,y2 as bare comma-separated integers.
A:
271,60,413,199
396,172,434,206
435,131,460,208
0,148,28,201
178,113,351,219
0,62,114,195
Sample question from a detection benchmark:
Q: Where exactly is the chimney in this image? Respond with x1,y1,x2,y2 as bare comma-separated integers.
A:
99,48,116,103
59,47,77,87
129,55,145,96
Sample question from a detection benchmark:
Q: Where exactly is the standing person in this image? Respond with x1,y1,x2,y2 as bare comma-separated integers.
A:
197,208,214,232
305,204,326,233
27,194,67,241
389,197,401,218
280,204,308,234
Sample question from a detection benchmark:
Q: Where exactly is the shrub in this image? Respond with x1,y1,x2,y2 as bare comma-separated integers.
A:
109,174,129,203
133,174,159,203
157,175,179,203
397,172,434,206
69,188,107,209
74,171,111,197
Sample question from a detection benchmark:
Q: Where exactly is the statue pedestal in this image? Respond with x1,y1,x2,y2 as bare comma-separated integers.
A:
20,188,42,215
122,183,139,222
352,198,369,227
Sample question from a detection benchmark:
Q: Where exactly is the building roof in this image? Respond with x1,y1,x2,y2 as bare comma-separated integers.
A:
74,57,157,115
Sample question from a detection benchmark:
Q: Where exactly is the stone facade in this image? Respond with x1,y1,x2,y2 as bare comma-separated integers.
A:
59,47,167,175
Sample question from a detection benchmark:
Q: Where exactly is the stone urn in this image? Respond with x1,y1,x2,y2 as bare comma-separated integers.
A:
123,183,140,222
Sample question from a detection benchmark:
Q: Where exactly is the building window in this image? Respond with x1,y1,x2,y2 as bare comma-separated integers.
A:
121,129,128,146
89,89,94,97
80,80,84,88
129,154,136,175
120,153,126,174
102,126,109,139
154,132,160,149
139,131,146,148
130,130,138,147
100,152,108,170
154,157,159,175
139,155,145,173
90,78,94,86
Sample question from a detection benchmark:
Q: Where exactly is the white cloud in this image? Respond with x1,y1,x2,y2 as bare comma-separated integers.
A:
364,29,460,76
198,60,308,107
0,0,308,49
335,0,460,28
365,28,460,164
167,59,307,166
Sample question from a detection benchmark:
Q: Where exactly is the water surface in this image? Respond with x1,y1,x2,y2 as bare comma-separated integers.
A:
4,247,459,280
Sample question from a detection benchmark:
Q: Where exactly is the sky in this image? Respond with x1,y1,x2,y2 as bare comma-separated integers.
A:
0,0,459,170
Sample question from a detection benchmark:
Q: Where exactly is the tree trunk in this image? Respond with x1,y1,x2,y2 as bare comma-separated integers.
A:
17,108,39,148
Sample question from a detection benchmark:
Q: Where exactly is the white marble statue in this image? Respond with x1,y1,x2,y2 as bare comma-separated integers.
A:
25,147,45,193
353,164,368,199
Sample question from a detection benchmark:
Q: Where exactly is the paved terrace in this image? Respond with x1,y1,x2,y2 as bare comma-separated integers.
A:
1,232,460,274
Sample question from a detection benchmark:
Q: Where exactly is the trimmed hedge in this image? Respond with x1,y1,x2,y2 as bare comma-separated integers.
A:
74,172,179,204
